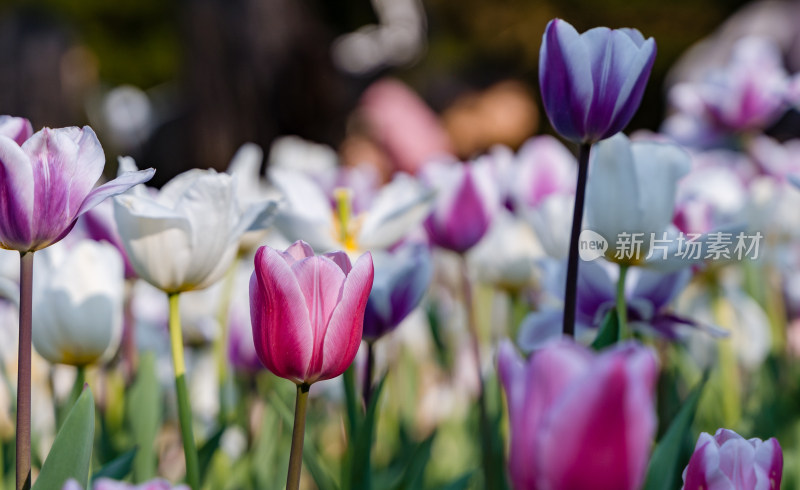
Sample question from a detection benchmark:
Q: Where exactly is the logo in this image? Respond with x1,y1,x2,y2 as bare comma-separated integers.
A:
578,230,608,261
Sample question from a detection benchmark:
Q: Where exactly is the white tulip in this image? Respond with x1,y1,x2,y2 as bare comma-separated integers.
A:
585,133,690,265
32,240,124,366
114,163,275,293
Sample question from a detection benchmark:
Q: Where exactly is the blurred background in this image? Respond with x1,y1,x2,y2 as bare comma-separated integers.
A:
0,0,766,185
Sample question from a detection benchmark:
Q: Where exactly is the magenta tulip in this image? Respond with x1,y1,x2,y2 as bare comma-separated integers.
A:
0,125,154,252
498,339,658,490
250,241,374,385
682,429,783,490
422,160,498,254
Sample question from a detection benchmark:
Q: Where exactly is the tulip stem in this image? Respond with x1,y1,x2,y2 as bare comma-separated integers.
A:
16,251,33,490
563,142,592,337
168,293,200,490
287,383,310,490
362,341,375,409
461,257,498,489
214,260,238,424
616,265,629,340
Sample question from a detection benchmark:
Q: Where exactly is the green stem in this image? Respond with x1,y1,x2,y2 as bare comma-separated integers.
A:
16,251,33,490
286,383,310,490
168,293,200,490
214,260,238,423
616,265,629,340
460,256,497,489
362,341,374,410
60,366,86,428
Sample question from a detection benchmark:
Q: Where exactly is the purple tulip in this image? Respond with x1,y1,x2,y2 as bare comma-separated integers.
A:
539,18,656,143
362,243,432,342
422,159,498,254
0,125,154,252
682,429,783,490
498,339,658,490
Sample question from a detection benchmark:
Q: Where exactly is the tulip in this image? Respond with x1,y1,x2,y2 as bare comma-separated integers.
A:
422,159,498,254
586,134,691,265
270,166,432,254
250,241,373,489
362,243,431,342
114,164,273,489
682,429,782,490
250,240,373,384
0,126,154,253
114,164,275,293
539,18,656,144
498,339,657,490
32,240,123,366
0,122,154,490
63,478,190,490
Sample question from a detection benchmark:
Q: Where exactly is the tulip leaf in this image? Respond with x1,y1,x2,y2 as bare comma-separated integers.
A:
438,472,476,490
348,375,387,490
198,426,225,482
33,386,95,490
390,431,436,490
91,447,137,482
591,309,619,350
269,391,339,490
343,364,359,439
126,352,162,483
642,374,708,490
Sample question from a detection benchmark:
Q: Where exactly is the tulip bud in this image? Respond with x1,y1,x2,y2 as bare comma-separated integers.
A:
682,428,782,490
250,241,374,385
422,159,499,254
539,18,656,143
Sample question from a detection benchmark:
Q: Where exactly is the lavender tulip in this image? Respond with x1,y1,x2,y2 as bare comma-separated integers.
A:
682,429,782,490
498,339,658,490
362,243,432,342
0,116,32,145
539,19,656,143
0,126,154,252
422,159,498,254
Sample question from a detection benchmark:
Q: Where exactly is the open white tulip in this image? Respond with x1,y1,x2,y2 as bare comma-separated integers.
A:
32,240,124,366
585,133,690,265
114,162,276,293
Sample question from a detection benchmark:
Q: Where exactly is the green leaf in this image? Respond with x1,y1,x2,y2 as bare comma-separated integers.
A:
126,352,162,483
642,374,708,490
342,365,359,440
438,472,475,490
269,391,339,490
591,309,619,350
33,386,95,490
91,447,137,482
391,431,436,490
348,375,387,490
198,426,225,482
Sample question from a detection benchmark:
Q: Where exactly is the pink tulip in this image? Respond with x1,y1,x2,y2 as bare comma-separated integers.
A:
0,124,154,252
498,339,658,490
250,241,374,385
0,116,32,145
682,429,783,490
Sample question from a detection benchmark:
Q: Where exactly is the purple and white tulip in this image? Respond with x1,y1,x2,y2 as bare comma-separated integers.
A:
0,125,154,252
539,18,656,143
682,429,782,490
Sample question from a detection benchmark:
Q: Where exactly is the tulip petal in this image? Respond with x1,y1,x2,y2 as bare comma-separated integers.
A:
539,19,594,141
251,246,313,383
0,116,33,145
283,241,316,263
318,252,373,381
323,250,353,275
0,135,34,249
76,168,156,219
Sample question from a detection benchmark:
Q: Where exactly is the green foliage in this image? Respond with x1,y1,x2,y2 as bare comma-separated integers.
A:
125,352,162,483
34,386,95,490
